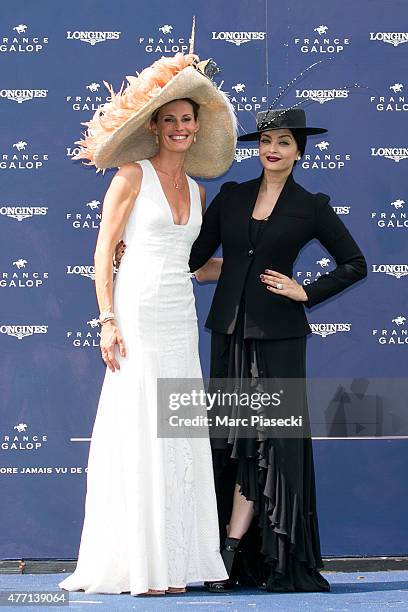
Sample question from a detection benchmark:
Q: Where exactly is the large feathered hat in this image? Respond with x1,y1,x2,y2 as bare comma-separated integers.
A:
73,52,237,178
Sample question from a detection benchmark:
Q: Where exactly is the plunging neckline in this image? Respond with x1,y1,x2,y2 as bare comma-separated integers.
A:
147,159,192,227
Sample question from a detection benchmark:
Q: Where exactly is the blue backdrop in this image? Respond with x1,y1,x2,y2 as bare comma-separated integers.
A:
1,0,407,559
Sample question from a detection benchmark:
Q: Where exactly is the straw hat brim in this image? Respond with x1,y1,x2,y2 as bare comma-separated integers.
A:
93,67,237,178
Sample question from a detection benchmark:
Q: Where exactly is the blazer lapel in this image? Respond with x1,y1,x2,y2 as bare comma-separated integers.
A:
245,171,263,247
247,171,296,247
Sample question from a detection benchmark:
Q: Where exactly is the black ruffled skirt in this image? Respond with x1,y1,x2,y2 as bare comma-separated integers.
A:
209,304,330,593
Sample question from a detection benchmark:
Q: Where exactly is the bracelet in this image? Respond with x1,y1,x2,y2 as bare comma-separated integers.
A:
100,317,115,325
99,311,115,325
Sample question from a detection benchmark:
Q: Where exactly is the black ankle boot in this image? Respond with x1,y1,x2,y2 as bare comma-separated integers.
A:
221,537,241,575
206,537,241,593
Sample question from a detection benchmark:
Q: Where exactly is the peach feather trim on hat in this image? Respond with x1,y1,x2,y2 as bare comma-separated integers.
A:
74,53,199,167
72,52,237,178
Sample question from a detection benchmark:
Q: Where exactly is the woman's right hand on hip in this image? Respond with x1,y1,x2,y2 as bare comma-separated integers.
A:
99,321,126,372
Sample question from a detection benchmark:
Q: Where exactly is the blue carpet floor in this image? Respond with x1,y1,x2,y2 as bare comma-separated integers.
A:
1,571,408,611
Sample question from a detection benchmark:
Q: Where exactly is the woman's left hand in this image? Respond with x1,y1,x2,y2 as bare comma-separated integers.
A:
260,269,308,302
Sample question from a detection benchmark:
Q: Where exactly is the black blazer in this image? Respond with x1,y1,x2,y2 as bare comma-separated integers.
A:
189,171,367,339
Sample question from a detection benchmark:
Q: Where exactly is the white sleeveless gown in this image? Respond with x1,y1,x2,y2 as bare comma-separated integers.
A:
59,159,227,595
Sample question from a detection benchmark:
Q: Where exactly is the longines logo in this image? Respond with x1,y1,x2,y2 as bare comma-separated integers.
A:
226,81,267,112
66,82,111,112
369,32,408,47
137,24,188,53
302,141,351,170
1,423,48,451
66,199,101,230
0,205,48,221
0,89,48,104
370,83,407,112
332,206,351,215
67,146,81,159
66,264,117,279
371,147,408,162
0,258,49,288
234,148,259,163
66,265,95,280
1,140,48,170
371,199,407,228
66,317,100,348
0,24,49,53
372,264,408,279
295,88,349,104
66,31,121,45
0,325,48,340
293,25,350,54
310,323,352,338
211,31,266,46
295,257,333,286
372,316,407,345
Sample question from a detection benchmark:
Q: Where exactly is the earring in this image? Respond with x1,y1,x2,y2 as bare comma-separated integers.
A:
193,133,197,144
297,154,301,160
155,134,159,145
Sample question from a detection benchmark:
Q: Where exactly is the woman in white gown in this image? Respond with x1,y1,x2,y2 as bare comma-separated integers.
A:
58,53,236,596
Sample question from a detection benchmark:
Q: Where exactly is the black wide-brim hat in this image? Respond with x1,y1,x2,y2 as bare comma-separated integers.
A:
237,108,327,141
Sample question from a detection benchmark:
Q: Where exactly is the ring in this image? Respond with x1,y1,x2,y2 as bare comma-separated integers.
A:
276,282,283,290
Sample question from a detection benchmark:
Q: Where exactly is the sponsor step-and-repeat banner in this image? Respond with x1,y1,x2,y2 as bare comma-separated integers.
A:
1,0,408,558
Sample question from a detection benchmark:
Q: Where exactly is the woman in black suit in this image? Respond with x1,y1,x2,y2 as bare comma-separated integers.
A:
189,108,367,593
